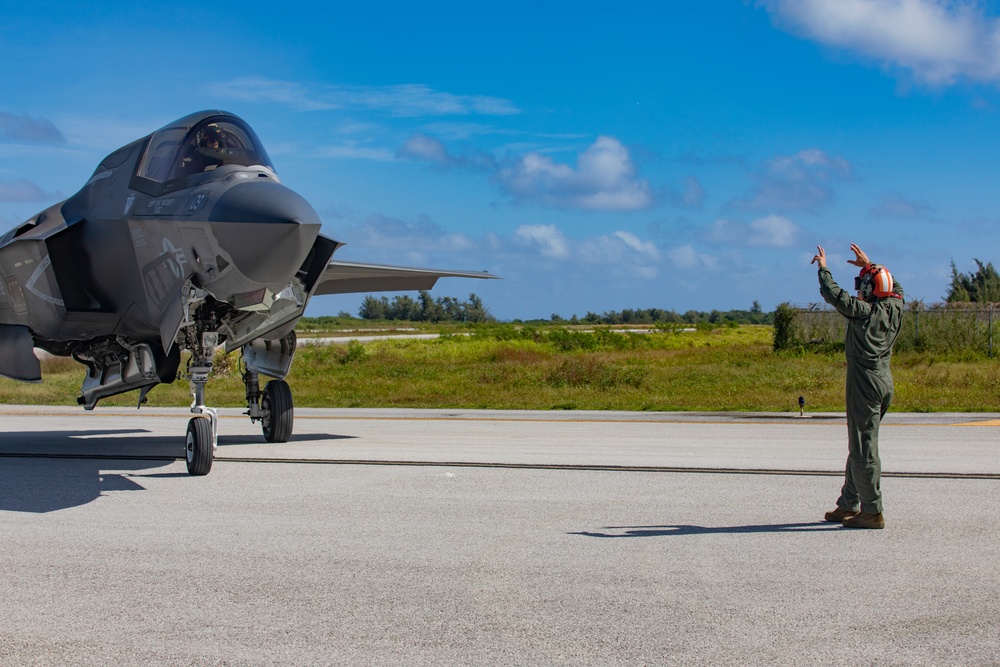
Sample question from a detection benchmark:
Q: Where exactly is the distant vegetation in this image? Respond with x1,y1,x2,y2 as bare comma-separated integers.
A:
546,300,772,326
300,295,774,328
357,291,495,323
947,259,1000,303
7,269,1000,412
8,322,1000,412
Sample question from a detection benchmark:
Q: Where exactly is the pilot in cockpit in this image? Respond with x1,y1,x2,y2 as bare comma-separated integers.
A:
200,124,225,149
180,124,227,173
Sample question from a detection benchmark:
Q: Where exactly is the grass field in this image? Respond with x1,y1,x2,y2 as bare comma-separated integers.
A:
2,324,999,412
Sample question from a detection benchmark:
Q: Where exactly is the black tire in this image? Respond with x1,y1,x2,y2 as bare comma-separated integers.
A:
261,380,293,443
185,417,213,475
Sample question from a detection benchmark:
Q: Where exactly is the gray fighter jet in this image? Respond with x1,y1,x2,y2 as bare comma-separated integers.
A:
0,110,496,474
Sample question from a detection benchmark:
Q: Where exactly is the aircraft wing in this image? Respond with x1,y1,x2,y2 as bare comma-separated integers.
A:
312,259,499,296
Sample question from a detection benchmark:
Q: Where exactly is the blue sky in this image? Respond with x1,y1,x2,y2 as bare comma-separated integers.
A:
2,0,1000,320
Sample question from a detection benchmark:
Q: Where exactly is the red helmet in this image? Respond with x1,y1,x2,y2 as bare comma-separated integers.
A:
856,264,898,300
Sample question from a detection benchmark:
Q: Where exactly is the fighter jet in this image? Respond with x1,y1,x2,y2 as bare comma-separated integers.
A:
0,110,496,475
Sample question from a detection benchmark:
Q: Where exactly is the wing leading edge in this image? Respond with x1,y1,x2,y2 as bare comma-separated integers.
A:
312,259,499,296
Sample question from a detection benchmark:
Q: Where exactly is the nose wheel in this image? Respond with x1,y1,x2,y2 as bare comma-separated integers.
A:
185,416,214,475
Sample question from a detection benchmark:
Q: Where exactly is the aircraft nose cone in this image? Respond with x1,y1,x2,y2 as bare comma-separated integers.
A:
210,179,322,227
208,181,323,286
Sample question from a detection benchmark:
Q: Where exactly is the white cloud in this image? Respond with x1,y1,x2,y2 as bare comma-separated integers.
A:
342,213,475,253
665,176,705,210
348,84,518,116
498,136,654,211
316,144,397,161
212,78,333,111
399,133,650,203
869,192,935,219
611,230,662,260
212,77,520,116
418,122,519,142
0,179,58,203
761,0,1000,85
397,133,497,171
707,215,801,247
513,224,662,268
729,148,851,213
707,218,745,245
666,244,719,271
0,112,65,145
397,134,451,164
335,213,664,275
747,215,799,247
514,224,571,260
577,230,662,266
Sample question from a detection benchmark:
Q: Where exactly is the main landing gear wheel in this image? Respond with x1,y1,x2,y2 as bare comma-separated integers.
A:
261,379,293,443
186,416,214,475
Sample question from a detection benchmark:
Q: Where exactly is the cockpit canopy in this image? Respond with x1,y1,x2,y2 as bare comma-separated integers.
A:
133,115,274,194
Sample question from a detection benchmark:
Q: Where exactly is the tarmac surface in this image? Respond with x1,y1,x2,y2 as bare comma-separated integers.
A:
1,405,999,665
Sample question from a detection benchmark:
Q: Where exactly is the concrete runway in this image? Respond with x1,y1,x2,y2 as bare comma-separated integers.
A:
1,405,999,665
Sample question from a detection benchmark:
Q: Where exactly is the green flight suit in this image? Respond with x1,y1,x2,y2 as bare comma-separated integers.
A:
818,266,904,514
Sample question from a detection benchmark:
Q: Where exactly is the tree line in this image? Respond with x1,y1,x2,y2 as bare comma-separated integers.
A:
350,292,772,325
334,258,997,325
358,291,495,322
548,301,771,325
947,259,1000,303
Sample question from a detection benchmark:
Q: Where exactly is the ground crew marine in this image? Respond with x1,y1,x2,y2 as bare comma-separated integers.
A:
811,243,904,530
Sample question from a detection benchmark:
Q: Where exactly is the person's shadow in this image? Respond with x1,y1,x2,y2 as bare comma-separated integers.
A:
570,522,842,538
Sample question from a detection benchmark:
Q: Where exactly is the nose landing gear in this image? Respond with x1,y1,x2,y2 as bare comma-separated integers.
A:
181,330,297,475
185,351,218,476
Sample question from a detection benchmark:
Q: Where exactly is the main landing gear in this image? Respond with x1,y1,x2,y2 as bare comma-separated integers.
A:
183,332,297,476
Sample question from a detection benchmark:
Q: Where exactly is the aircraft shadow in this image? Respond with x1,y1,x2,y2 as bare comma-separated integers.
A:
570,522,842,538
0,429,354,454
0,457,170,514
217,433,354,446
0,429,354,514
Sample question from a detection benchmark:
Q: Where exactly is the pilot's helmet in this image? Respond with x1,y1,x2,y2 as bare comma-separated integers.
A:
855,264,896,301
197,124,225,148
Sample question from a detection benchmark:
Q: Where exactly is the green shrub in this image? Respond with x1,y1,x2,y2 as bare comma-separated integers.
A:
772,303,797,352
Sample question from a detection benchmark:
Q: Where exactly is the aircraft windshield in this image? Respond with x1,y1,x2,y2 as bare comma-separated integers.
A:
136,117,274,184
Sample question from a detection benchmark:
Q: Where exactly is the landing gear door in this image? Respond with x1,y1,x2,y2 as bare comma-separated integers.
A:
242,331,296,380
